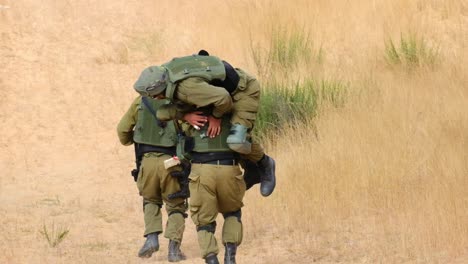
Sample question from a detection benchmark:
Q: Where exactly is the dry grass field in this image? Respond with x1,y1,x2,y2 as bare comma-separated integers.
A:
0,0,467,263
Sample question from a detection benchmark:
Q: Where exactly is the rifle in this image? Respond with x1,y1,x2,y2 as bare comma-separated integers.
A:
167,119,194,199
131,143,142,182
168,161,191,199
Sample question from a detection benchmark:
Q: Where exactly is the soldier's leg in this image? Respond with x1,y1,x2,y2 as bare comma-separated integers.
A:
228,76,260,155
240,142,276,197
162,159,188,242
217,165,245,264
229,77,276,196
161,159,188,262
189,164,220,261
223,210,242,264
136,154,163,258
241,141,264,163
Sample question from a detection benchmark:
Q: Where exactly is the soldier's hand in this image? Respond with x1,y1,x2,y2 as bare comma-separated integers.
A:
207,115,221,138
183,111,207,129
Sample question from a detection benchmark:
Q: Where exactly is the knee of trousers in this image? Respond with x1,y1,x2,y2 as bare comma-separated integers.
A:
165,212,186,242
142,197,163,211
143,200,162,212
222,216,243,245
143,203,163,236
196,222,217,233
197,226,220,258
222,210,241,222
169,210,188,219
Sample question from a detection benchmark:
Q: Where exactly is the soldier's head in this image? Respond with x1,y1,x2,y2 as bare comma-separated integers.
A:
133,66,168,98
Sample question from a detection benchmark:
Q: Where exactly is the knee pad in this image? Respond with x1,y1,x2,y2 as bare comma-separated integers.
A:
227,124,252,154
223,210,242,222
196,222,217,233
169,210,188,219
143,200,162,212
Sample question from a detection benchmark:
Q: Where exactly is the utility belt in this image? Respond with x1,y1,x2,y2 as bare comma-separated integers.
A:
137,144,176,156
190,152,239,165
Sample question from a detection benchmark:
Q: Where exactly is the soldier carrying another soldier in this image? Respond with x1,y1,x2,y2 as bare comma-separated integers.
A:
133,50,276,196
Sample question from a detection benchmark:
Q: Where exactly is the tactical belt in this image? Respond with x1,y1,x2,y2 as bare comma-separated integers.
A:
138,144,176,156
194,159,239,166
190,152,238,163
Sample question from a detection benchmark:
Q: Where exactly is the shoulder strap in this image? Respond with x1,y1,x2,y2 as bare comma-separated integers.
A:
141,96,166,128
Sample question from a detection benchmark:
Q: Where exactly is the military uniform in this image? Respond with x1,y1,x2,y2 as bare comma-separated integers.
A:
173,68,265,162
117,96,187,261
134,54,276,197
186,116,246,264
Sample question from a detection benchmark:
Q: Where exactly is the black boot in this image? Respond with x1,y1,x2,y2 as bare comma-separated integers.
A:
258,155,276,197
224,243,237,264
138,232,159,258
168,240,186,262
205,253,219,264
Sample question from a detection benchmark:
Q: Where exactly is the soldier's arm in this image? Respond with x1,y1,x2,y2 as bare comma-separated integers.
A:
177,77,233,118
156,104,184,121
116,96,140,146
157,103,207,129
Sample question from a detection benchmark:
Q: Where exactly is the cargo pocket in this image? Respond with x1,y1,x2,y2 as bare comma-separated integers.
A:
232,90,244,102
188,172,201,225
136,165,145,195
234,173,246,195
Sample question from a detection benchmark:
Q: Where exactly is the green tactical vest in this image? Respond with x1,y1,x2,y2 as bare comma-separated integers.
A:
162,55,226,99
191,115,232,152
133,98,177,147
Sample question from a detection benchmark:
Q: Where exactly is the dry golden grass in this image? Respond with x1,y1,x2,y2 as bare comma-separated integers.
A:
1,0,467,263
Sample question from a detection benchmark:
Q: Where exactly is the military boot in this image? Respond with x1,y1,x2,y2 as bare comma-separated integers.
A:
258,155,276,197
168,240,186,262
205,253,220,264
224,243,237,264
227,124,252,154
138,232,159,258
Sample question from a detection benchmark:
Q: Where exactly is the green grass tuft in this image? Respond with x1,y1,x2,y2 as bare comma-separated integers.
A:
384,33,439,69
250,25,323,79
40,223,69,248
255,79,348,139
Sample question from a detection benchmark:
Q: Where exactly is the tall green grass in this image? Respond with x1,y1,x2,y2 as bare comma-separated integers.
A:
384,33,439,69
250,25,323,79
255,79,348,139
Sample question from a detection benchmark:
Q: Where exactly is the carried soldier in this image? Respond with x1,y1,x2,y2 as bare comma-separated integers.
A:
133,50,276,196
